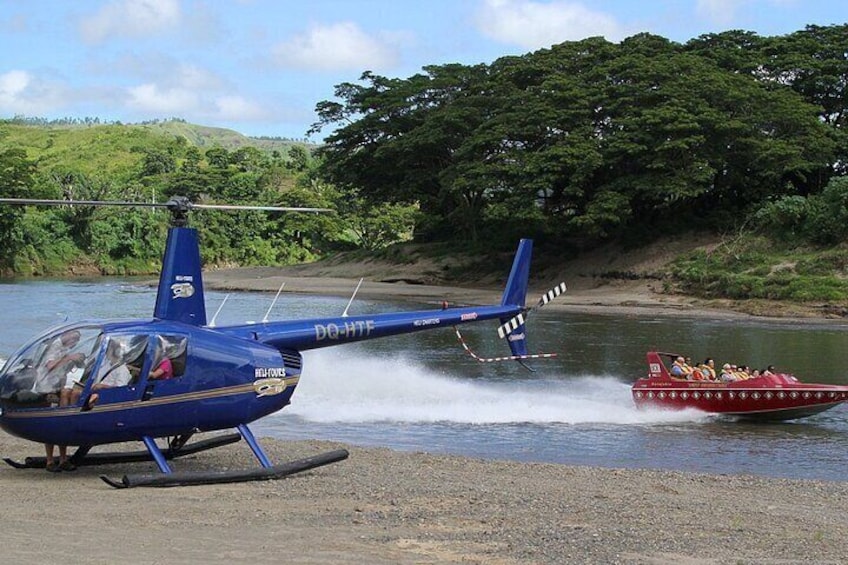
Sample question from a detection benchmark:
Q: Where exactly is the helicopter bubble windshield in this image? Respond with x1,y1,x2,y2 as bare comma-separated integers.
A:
0,325,103,405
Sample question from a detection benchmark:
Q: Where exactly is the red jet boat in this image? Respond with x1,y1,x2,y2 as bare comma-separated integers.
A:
632,351,848,421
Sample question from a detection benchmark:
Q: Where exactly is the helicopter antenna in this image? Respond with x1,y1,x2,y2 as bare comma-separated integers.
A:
261,282,286,323
208,294,230,328
341,278,364,317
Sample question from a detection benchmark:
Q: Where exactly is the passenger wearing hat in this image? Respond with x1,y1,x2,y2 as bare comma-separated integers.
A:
720,363,739,382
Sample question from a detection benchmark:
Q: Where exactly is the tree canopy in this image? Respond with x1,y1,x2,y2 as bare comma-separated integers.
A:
311,25,846,249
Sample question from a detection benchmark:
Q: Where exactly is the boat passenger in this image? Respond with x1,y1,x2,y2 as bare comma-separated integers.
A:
670,356,692,379
720,363,738,382
698,358,717,380
762,365,776,376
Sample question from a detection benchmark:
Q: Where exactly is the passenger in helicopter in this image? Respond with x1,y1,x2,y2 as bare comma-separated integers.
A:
38,330,83,473
148,337,174,380
32,330,83,396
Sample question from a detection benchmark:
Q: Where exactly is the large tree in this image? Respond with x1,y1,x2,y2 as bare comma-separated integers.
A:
312,31,836,246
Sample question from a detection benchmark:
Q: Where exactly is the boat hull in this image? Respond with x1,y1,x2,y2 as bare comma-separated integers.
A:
633,352,848,421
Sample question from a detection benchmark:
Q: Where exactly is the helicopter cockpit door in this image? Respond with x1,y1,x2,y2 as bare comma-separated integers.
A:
82,334,151,407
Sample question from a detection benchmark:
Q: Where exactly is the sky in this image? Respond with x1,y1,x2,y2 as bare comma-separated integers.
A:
1,0,845,142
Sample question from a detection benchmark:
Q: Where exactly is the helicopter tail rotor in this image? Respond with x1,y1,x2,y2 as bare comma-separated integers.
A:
496,282,567,340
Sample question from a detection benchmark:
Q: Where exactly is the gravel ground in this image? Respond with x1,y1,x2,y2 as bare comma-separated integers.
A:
1,432,846,564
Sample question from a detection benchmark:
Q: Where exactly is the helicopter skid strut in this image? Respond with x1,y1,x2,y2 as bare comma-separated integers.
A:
100,448,350,488
100,424,349,488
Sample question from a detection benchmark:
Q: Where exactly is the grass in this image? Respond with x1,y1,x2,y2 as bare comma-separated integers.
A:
667,235,848,302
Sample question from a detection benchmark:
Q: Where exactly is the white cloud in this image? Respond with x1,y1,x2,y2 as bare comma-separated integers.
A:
214,95,267,121
171,64,225,91
79,0,181,43
272,21,399,71
124,81,271,125
126,83,198,113
477,0,627,49
0,70,66,114
0,70,30,100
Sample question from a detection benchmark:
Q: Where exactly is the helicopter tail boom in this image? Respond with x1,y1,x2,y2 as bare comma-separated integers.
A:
218,239,534,353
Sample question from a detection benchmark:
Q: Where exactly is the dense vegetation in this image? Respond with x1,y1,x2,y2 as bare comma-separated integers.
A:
307,24,848,302
2,24,848,304
0,120,417,276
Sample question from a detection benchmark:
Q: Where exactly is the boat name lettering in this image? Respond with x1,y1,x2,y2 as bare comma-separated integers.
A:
507,332,525,342
254,377,288,397
413,318,440,327
460,313,478,321
314,320,376,341
175,275,194,282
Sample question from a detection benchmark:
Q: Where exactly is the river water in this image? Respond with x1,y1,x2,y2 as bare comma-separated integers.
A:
1,279,847,481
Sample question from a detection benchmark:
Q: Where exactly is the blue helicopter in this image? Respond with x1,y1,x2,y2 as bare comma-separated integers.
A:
0,196,563,488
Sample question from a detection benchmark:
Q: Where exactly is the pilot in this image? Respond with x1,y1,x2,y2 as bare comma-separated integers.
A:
83,339,133,408
93,340,132,389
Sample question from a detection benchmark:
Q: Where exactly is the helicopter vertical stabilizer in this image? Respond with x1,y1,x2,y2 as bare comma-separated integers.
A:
499,239,532,357
153,227,208,326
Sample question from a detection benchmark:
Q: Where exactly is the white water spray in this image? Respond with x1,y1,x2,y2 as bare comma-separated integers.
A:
282,349,707,426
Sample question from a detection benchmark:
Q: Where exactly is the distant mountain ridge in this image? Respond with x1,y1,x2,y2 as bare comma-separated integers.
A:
2,116,317,155
140,119,318,152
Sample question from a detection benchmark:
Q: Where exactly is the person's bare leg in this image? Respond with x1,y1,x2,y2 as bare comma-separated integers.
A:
44,444,58,472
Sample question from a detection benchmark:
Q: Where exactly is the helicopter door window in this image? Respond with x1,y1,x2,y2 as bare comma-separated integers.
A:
91,336,149,392
149,335,188,380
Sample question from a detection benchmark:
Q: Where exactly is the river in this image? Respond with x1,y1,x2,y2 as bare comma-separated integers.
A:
1,279,847,481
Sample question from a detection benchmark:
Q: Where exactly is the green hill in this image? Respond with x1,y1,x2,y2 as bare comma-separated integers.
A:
1,119,313,182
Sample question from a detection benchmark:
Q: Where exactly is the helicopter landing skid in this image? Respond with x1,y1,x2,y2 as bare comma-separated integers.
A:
100,448,350,488
2,433,242,469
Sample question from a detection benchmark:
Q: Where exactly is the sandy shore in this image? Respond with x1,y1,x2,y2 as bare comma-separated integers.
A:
2,432,847,565
202,266,848,324
3,266,848,563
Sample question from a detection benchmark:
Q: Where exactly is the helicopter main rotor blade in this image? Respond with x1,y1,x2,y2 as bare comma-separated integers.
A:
0,197,166,208
190,203,331,213
0,197,330,213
